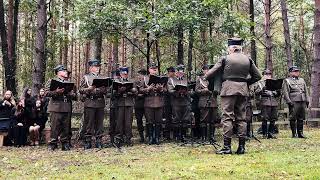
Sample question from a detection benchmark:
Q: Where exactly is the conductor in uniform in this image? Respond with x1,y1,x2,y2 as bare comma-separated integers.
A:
204,38,261,154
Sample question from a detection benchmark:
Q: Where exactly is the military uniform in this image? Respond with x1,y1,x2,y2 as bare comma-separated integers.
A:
79,61,108,149
109,70,120,143
167,66,191,141
254,78,279,138
114,74,137,146
46,65,76,151
282,66,309,138
140,75,166,145
134,70,147,143
163,67,176,140
204,38,261,154
195,74,218,142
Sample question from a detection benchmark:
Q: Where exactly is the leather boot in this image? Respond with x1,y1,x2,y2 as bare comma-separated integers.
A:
173,127,180,141
95,137,103,149
84,137,92,150
209,124,216,143
155,124,161,145
262,120,268,138
216,137,232,155
180,127,186,142
290,121,297,138
48,142,57,151
62,142,71,151
235,137,246,154
267,121,276,139
139,130,145,143
148,124,154,145
200,126,207,142
297,121,306,138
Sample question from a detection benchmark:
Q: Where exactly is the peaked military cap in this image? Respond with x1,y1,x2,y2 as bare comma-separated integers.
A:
202,64,209,70
289,66,300,72
166,66,176,72
88,59,101,66
54,65,67,74
228,37,244,46
119,66,129,74
176,64,185,72
148,62,158,68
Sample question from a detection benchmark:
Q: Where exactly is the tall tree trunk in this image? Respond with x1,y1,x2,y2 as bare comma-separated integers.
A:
187,28,194,81
62,0,69,67
299,5,312,79
177,25,184,65
121,36,127,66
112,37,119,69
200,28,208,65
311,0,320,108
94,31,103,60
249,0,257,65
264,0,273,72
155,39,161,75
32,0,47,95
280,0,293,67
84,41,91,73
0,0,19,95
146,32,151,67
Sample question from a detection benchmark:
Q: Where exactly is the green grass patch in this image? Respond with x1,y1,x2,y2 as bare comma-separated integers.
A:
0,129,320,179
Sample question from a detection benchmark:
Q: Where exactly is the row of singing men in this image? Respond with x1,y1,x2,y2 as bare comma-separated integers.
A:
46,38,309,155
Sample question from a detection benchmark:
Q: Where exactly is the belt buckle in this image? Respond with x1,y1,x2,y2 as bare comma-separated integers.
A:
63,98,68,102
123,94,127,98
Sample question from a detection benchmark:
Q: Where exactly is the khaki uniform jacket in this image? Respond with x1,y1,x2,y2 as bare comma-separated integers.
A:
204,52,261,97
254,80,279,107
79,73,107,108
134,78,145,108
282,77,309,103
167,76,190,106
195,76,217,108
139,76,166,108
46,77,76,113
114,78,137,107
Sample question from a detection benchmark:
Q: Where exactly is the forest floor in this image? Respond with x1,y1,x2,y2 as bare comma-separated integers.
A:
0,129,320,179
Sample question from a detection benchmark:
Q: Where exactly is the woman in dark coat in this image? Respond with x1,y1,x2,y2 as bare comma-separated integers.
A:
12,99,28,147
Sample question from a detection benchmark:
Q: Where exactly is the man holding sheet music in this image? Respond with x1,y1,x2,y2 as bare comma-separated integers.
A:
254,69,281,139
113,66,137,146
79,59,109,150
167,64,191,142
139,62,167,145
46,65,76,151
